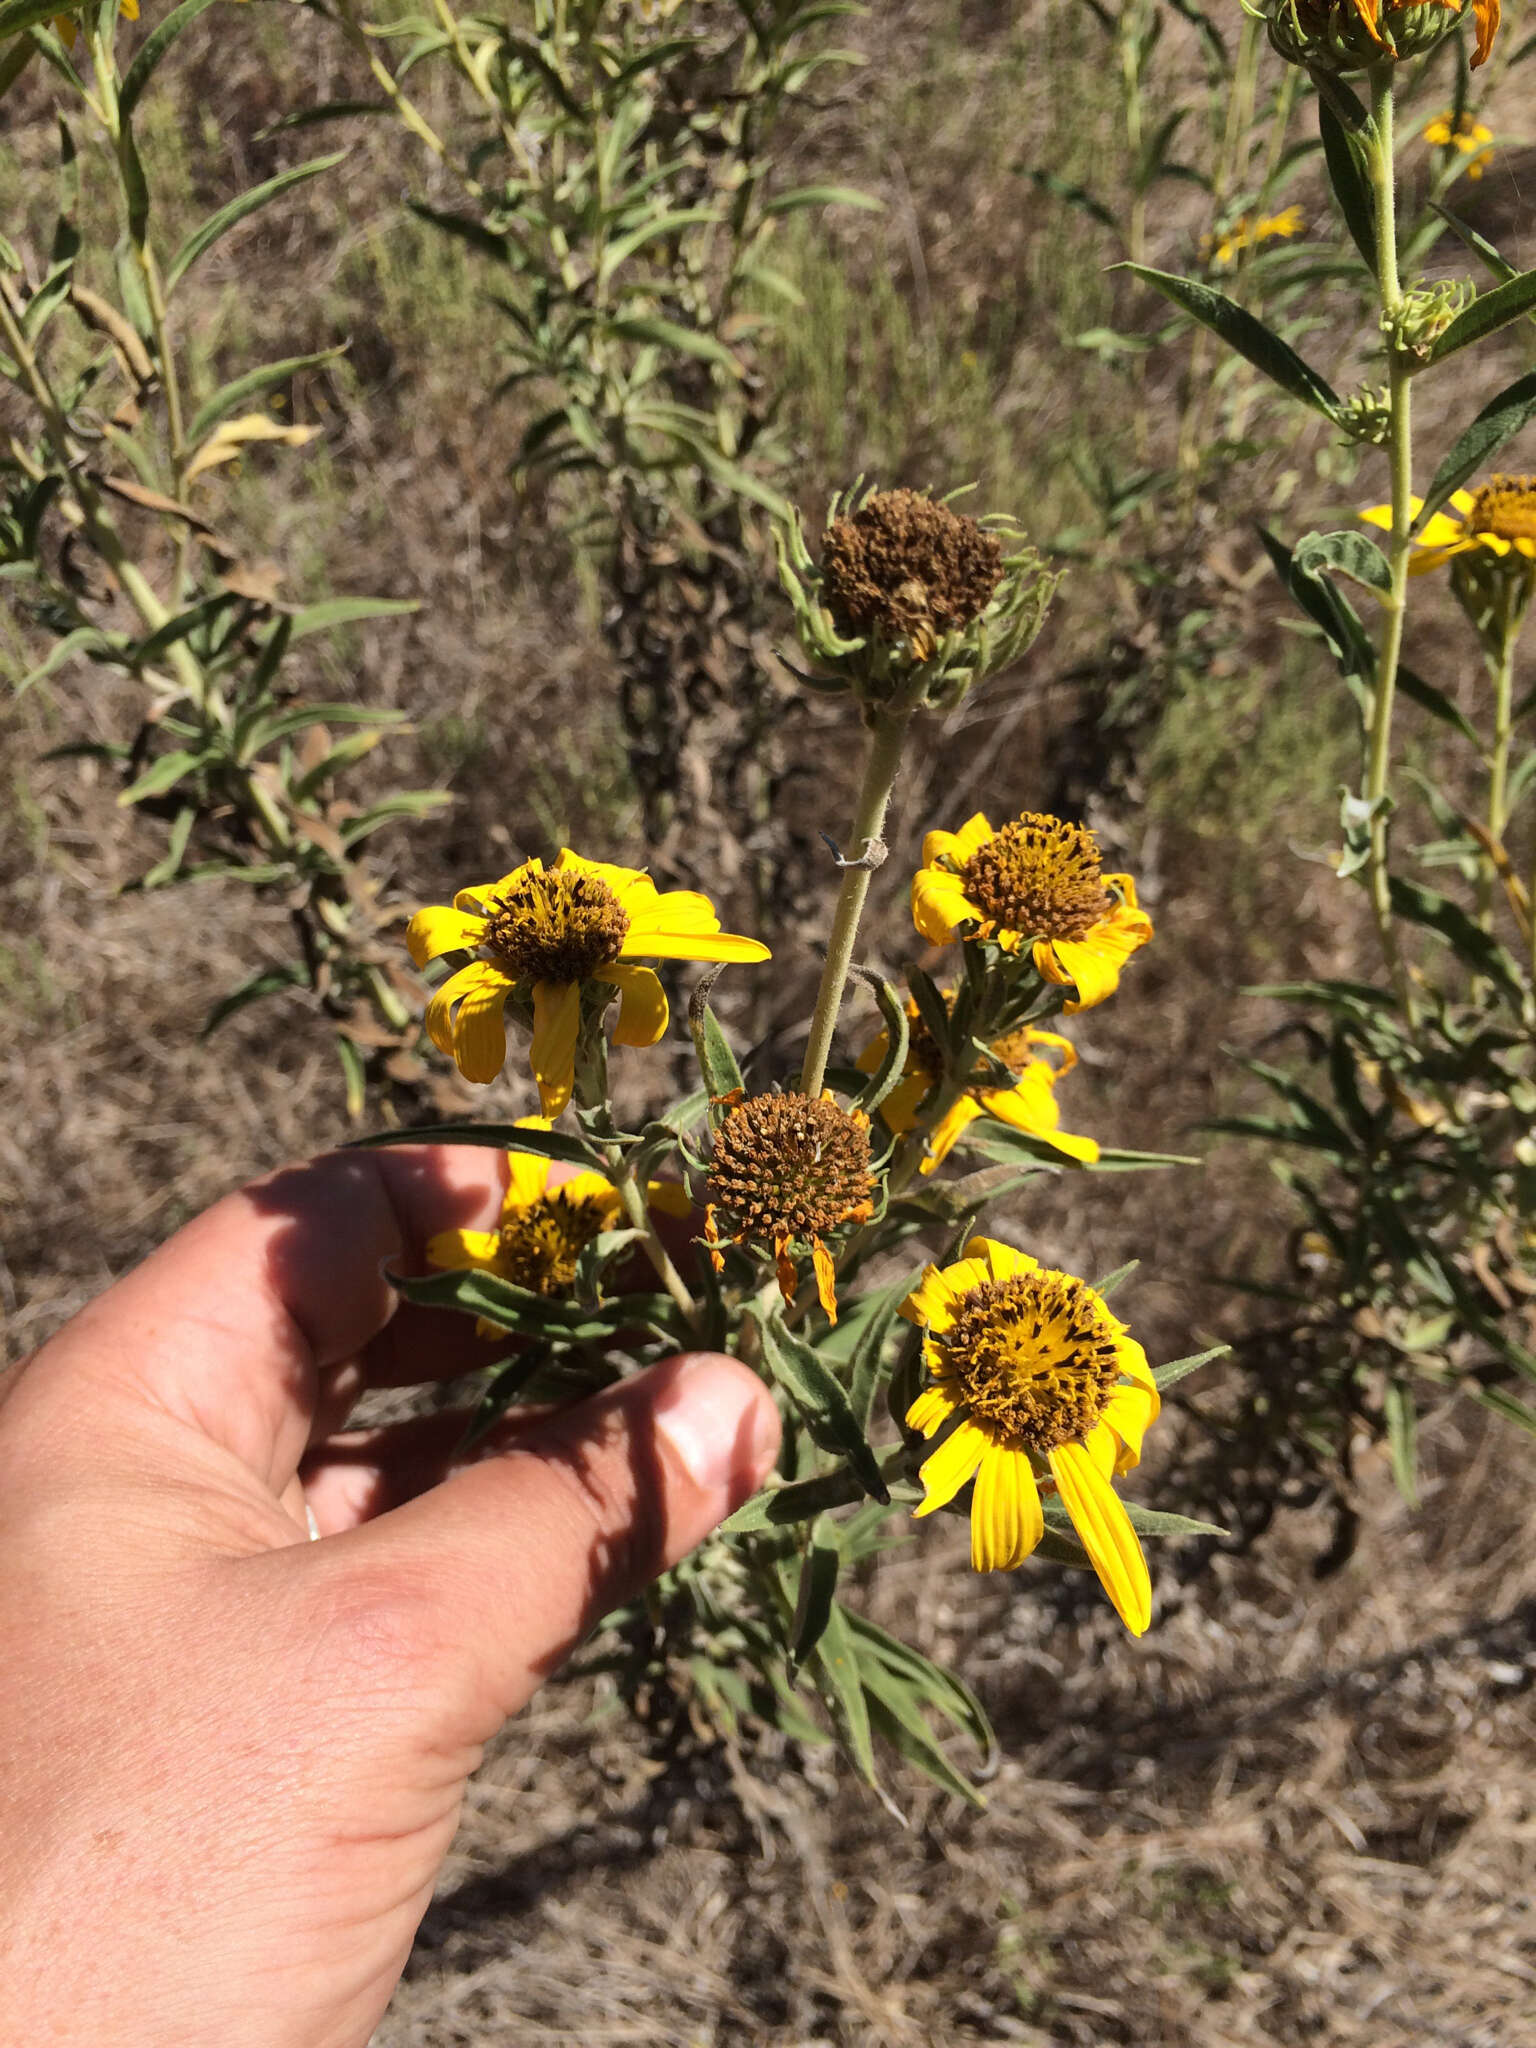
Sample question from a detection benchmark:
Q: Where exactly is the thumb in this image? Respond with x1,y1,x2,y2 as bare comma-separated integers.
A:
316,1352,780,1736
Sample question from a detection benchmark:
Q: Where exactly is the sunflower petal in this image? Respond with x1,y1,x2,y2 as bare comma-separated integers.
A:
914,1417,991,1516
905,1383,959,1438
900,1261,962,1330
920,813,992,868
623,929,770,963
425,1227,503,1271
965,1237,1039,1286
812,1238,839,1323
453,975,512,1085
596,963,669,1047
503,1146,551,1209
530,979,581,1116
1040,900,1153,1013
921,1093,981,1171
1048,1440,1152,1635
970,1445,1044,1571
1101,1384,1159,1473
645,1179,693,1220
406,903,487,967
425,961,507,1062
911,866,975,945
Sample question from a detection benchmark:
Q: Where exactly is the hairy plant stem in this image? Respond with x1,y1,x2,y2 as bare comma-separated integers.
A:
1365,65,1416,1026
574,1034,700,1331
799,697,917,1101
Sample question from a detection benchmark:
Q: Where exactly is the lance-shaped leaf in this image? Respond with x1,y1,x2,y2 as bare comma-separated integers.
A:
187,348,346,446
1388,875,1524,999
349,1120,601,1169
751,1306,889,1503
848,1274,910,1433
1259,528,1374,695
688,966,744,1114
849,964,909,1116
1317,95,1378,277
1152,1344,1227,1391
807,1599,878,1789
389,1267,682,1345
166,154,347,291
118,0,221,118
1416,368,1536,531
787,1518,842,1673
1119,264,1342,420
1428,266,1536,364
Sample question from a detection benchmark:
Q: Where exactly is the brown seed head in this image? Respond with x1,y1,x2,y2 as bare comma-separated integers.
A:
821,489,1004,649
497,1189,612,1294
707,1091,873,1244
960,813,1111,941
1468,475,1536,543
936,1270,1121,1452
481,867,630,984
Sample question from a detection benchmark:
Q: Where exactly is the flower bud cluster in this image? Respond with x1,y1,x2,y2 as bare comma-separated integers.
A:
1381,280,1472,361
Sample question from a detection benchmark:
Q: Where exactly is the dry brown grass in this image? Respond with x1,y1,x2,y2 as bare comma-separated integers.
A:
5,3,1536,2041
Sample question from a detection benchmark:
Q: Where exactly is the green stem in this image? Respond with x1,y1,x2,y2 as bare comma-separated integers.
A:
573,1036,700,1330
1483,610,1516,928
798,701,915,1100
1365,64,1415,1024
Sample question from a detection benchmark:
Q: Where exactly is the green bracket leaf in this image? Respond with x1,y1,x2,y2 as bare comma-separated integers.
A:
1416,367,1536,531
752,1306,889,1504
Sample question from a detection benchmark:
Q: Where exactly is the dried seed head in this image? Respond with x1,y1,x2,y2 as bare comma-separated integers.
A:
935,1270,1122,1452
481,867,630,984
707,1091,873,1244
1469,476,1536,543
960,813,1111,941
496,1189,613,1295
821,489,1004,651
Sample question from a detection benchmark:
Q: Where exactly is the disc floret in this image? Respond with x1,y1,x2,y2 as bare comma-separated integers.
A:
705,1090,874,1321
821,488,1004,660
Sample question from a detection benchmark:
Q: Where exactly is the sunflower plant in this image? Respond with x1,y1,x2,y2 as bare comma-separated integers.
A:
1124,0,1536,1515
360,483,1223,1805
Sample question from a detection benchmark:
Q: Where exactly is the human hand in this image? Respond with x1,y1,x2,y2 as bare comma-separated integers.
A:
0,1144,779,2047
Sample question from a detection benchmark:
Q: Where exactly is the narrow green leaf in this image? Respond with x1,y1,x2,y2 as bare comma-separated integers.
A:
141,803,197,889
1120,263,1341,419
607,314,741,375
200,963,309,1036
848,1275,910,1434
1152,1344,1227,1391
1383,1380,1419,1507
287,595,420,641
864,1684,985,1808
788,1520,842,1673
849,964,910,1117
808,1599,877,1787
720,1466,867,1534
17,625,120,692
388,1267,676,1344
1428,266,1536,364
753,1308,889,1504
1120,1503,1227,1538
348,1120,601,1168
1388,875,1523,998
118,748,208,805
119,0,221,117
1317,95,1378,276
1396,662,1480,745
1416,368,1536,531
688,966,744,1110
167,153,346,291
1477,1385,1536,1437
761,183,883,216
844,1610,994,1756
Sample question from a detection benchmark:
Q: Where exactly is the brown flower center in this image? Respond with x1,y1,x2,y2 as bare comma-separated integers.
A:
935,1271,1121,1452
1468,475,1536,543
480,867,630,984
707,1092,873,1243
959,813,1111,941
821,489,1004,648
497,1190,611,1295
988,1025,1045,1075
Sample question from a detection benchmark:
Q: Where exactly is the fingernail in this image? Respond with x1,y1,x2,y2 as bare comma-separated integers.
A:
655,1354,780,1503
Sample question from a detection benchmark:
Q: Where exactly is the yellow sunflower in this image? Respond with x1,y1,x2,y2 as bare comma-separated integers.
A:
856,996,1098,1173
901,1237,1159,1633
427,1119,691,1334
1361,476,1536,573
911,810,1152,1012
1205,206,1304,269
1423,108,1494,179
407,849,769,1114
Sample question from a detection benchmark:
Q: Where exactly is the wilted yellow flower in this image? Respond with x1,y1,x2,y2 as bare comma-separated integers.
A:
407,849,769,1113
1360,476,1536,572
912,811,1152,1012
856,996,1098,1173
1205,206,1305,268
704,1090,874,1322
1423,108,1495,178
427,1120,691,1334
901,1237,1159,1631
821,488,1004,661
1266,0,1498,71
